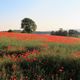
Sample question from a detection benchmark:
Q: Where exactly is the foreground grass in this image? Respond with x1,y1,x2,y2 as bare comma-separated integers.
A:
0,37,80,79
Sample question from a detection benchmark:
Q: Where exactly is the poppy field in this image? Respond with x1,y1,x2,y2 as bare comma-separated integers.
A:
0,32,80,80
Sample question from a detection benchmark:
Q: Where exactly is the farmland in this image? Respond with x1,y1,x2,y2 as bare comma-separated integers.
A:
0,32,80,80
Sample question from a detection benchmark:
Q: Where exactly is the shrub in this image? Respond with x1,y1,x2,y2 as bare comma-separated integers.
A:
8,29,13,32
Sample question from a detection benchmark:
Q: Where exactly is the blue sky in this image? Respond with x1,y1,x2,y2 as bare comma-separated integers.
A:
0,0,80,31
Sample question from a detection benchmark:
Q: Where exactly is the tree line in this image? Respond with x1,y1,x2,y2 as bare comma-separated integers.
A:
51,28,80,37
7,17,80,37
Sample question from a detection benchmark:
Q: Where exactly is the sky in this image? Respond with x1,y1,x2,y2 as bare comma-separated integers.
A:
0,0,80,31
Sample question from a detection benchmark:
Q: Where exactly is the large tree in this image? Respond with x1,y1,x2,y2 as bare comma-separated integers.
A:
21,18,37,33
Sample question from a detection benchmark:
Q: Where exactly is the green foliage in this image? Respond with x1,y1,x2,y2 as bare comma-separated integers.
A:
21,18,37,33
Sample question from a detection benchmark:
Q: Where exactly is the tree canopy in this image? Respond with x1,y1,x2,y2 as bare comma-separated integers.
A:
21,18,37,33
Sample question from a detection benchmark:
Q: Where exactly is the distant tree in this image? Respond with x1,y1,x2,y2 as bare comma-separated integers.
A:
50,31,55,35
8,29,13,32
63,31,68,36
21,18,37,33
69,29,78,37
51,28,79,37
51,28,68,36
57,28,64,36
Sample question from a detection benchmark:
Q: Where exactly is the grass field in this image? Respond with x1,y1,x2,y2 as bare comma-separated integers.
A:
0,32,80,80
